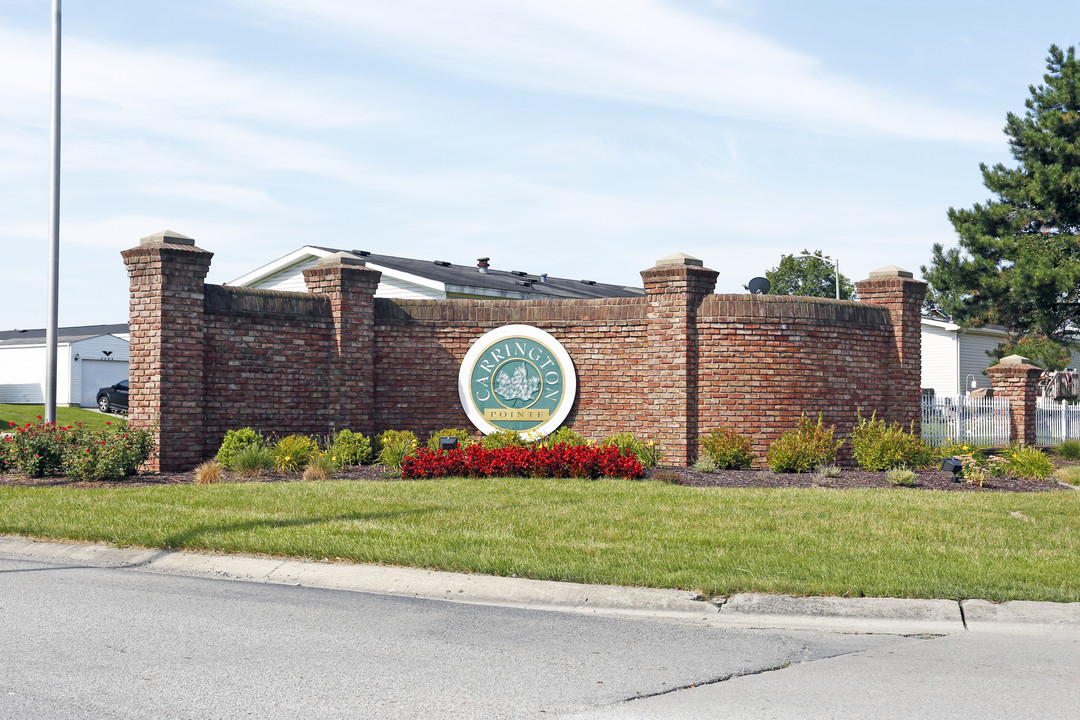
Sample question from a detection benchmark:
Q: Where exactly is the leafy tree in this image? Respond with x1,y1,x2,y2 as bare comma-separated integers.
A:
923,45,1080,347
764,249,855,300
987,335,1074,372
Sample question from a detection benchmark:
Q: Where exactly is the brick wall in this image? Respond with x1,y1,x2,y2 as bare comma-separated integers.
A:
124,235,926,470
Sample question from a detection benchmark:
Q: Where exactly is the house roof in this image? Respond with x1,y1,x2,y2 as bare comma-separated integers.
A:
920,315,1010,336
0,324,129,348
231,246,645,300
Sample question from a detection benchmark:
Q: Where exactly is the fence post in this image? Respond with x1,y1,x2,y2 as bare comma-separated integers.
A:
987,355,1043,446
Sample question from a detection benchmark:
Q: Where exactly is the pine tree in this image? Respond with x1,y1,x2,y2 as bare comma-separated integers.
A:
924,45,1080,349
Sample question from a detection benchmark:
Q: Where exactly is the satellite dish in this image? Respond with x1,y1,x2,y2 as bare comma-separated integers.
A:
747,277,771,295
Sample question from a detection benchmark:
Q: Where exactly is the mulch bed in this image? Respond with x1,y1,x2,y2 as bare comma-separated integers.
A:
0,465,1070,492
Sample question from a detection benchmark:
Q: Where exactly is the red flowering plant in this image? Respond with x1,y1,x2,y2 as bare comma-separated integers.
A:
1,418,155,480
401,442,644,480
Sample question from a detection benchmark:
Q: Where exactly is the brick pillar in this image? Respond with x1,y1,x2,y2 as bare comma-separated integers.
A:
303,253,382,436
988,355,1043,446
854,266,927,427
640,252,718,465
121,230,213,471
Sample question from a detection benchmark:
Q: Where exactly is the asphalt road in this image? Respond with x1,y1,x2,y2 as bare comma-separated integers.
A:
1,548,1077,719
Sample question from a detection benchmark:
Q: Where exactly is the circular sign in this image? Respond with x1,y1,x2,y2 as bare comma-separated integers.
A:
458,325,577,437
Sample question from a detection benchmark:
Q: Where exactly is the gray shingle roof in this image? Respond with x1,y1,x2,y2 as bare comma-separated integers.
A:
309,246,644,299
0,324,129,348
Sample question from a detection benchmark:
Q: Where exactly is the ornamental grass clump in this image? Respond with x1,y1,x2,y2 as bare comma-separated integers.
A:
214,427,267,470
302,452,340,481
692,455,718,473
699,427,754,470
850,410,932,471
886,465,917,487
330,429,372,466
766,414,843,473
376,430,419,470
193,460,224,485
231,444,275,477
272,435,320,472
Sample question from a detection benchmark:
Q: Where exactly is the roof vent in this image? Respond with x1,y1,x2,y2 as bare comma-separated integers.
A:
580,279,596,286
356,250,371,257
516,280,534,287
477,257,490,274
434,260,451,267
511,270,528,277
540,274,548,283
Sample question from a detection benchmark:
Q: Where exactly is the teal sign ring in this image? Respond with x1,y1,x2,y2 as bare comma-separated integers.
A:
458,325,577,437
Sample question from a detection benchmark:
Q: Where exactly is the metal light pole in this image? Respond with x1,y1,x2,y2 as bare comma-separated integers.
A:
795,253,840,300
45,0,62,424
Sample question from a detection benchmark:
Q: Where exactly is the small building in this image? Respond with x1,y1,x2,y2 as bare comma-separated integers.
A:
921,316,1080,397
0,324,129,407
228,246,645,300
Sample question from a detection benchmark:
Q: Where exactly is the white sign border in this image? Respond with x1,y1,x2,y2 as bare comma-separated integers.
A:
458,324,577,437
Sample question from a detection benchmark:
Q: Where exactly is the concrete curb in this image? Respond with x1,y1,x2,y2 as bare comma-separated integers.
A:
2,536,1077,635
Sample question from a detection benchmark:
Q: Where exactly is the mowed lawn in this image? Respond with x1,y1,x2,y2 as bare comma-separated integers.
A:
2,477,1079,602
0,404,115,431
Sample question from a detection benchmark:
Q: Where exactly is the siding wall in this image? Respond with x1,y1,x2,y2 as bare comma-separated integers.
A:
70,336,130,407
0,345,74,405
920,325,958,395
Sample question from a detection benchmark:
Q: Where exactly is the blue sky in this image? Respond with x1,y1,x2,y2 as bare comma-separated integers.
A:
2,1,1077,329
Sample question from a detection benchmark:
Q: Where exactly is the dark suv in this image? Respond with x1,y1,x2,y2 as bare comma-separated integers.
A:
96,381,129,413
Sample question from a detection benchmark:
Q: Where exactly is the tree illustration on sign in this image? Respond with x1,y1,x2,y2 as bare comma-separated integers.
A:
493,363,540,405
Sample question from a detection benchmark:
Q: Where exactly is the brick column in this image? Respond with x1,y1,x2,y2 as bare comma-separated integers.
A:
988,355,1043,446
121,230,213,471
640,252,718,465
854,266,927,427
303,253,382,436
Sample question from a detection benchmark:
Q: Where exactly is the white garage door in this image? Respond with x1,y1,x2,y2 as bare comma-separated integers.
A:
80,360,127,407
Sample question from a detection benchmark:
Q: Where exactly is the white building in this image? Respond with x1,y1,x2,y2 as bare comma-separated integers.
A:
0,324,129,407
920,317,1080,396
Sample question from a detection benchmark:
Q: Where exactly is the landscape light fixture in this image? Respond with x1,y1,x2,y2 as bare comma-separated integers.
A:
439,436,459,452
941,457,963,483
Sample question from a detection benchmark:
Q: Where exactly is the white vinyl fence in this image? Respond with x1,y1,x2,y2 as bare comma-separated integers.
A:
921,394,1011,447
1037,397,1080,445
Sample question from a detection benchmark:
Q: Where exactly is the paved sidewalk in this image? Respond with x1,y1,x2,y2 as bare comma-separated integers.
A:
3,536,1078,635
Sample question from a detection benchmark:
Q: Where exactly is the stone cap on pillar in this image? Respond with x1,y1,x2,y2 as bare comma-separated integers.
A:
654,252,704,267
140,230,195,246
998,354,1034,366
868,265,914,279
317,251,367,267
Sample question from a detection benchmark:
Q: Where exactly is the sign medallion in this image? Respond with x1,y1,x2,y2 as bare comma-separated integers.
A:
458,325,577,436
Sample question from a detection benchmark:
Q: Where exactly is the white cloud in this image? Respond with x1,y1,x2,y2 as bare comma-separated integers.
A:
224,0,1001,143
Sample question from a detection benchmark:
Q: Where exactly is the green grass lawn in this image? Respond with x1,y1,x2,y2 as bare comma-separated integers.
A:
2,477,1078,602
0,404,116,431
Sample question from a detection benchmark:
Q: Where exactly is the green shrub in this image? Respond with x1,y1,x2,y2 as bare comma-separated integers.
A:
272,435,320,472
957,454,989,487
699,427,754,470
61,420,156,481
232,444,275,477
850,411,932,471
601,432,663,469
766,414,844,473
886,465,917,486
215,427,267,470
932,439,983,462
544,426,587,447
1005,443,1055,480
376,430,419,470
426,428,476,451
1056,439,1080,460
481,430,527,450
330,429,372,466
